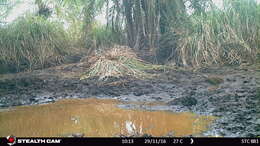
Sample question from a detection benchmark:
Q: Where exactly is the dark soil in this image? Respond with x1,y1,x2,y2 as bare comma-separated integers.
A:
0,61,259,137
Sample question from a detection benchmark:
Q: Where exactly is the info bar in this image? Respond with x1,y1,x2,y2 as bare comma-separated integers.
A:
0,137,259,146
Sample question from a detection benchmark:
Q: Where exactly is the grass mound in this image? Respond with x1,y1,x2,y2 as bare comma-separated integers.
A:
80,46,165,80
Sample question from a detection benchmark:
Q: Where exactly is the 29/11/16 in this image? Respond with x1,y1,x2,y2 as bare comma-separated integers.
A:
144,138,167,144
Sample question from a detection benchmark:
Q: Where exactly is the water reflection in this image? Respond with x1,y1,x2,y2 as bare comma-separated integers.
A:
0,98,215,137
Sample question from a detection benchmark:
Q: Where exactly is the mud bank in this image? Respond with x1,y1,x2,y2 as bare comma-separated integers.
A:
0,63,259,137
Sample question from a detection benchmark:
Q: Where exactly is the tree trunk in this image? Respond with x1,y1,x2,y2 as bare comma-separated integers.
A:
123,0,135,48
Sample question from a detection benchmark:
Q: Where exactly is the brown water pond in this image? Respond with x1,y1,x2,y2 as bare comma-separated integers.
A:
0,98,215,137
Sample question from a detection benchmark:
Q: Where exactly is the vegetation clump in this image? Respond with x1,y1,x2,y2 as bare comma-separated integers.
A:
0,16,70,71
80,46,164,80
172,0,260,67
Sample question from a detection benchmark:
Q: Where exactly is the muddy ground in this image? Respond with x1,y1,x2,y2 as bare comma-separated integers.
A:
0,60,259,137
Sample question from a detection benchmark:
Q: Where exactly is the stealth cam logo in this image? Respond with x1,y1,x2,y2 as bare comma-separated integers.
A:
6,135,16,146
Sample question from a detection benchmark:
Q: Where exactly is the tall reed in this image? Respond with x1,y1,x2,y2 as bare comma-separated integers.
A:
0,16,70,71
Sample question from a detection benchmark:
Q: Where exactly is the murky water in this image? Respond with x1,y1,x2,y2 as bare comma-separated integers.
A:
0,98,215,137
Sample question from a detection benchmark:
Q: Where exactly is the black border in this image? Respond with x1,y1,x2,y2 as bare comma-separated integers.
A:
0,137,259,146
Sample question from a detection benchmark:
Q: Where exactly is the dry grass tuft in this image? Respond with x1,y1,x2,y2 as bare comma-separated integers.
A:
80,45,165,80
